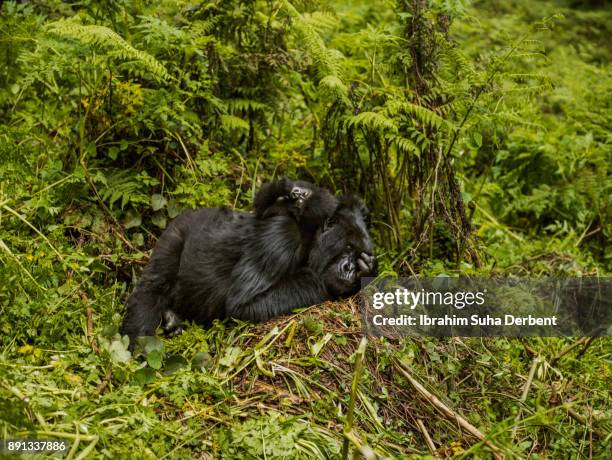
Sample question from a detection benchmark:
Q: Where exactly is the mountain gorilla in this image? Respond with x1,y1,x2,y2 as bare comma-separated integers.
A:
120,179,377,344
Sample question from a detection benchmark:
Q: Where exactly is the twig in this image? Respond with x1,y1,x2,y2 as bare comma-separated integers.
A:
2,204,65,261
341,337,368,460
511,355,541,440
79,289,99,354
0,237,46,290
85,306,100,355
342,430,377,460
7,385,48,428
551,338,589,366
473,203,524,242
394,361,506,459
17,430,97,442
576,336,597,360
416,419,438,457
564,405,605,439
95,370,112,395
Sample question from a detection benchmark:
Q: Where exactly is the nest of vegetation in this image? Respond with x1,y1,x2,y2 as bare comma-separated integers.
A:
202,299,506,458
166,295,608,459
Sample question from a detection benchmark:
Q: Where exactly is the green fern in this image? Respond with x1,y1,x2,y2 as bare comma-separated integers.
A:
347,111,398,133
386,134,421,157
226,99,269,113
385,100,451,131
220,114,250,131
282,1,344,82
319,75,350,105
46,19,169,81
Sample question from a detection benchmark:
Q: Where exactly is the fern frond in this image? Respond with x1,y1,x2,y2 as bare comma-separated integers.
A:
319,75,350,104
347,111,398,133
301,12,338,32
191,17,220,36
220,114,249,131
508,73,553,87
46,19,169,81
442,45,477,80
386,134,421,156
282,1,344,80
385,100,450,131
226,99,269,113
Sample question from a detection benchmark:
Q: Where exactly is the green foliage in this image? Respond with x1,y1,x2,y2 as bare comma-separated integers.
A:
46,18,170,81
0,0,610,458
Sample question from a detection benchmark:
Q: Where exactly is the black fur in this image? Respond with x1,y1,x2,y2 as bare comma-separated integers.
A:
254,178,338,232
160,178,337,336
120,181,377,344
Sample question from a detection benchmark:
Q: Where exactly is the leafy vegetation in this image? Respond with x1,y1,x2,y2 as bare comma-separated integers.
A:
0,0,610,458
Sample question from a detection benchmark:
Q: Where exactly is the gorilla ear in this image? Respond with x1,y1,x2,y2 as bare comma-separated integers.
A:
339,195,369,220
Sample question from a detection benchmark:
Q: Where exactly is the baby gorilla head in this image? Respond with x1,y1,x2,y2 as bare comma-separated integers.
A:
254,179,338,229
308,196,377,298
288,184,311,208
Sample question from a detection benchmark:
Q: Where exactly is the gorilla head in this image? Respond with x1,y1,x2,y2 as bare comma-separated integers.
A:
308,196,377,298
254,178,338,231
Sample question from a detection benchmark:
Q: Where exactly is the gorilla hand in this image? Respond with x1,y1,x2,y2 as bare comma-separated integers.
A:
357,252,376,275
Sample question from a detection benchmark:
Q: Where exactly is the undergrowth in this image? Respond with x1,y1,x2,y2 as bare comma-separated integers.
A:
0,0,610,458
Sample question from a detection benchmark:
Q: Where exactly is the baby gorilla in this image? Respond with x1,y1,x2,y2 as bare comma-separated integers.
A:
121,180,377,344
254,178,337,225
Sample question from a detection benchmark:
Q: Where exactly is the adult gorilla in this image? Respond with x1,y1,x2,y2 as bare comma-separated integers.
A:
121,181,377,344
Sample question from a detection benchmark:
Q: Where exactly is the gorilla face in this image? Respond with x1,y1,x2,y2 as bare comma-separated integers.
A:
309,196,377,298
258,179,337,227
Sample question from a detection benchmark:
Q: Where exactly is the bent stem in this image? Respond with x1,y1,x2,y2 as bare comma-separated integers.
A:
341,337,368,460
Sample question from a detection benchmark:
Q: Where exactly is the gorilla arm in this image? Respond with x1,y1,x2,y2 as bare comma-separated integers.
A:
121,212,189,341
226,267,328,321
253,178,294,218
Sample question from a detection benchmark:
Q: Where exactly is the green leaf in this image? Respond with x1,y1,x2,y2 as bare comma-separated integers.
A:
123,209,141,229
192,351,212,370
151,212,167,229
163,355,188,375
134,367,157,386
108,337,131,364
309,333,333,357
166,199,182,219
132,232,144,247
140,336,165,354
219,346,242,367
108,146,119,160
151,194,167,211
146,349,163,370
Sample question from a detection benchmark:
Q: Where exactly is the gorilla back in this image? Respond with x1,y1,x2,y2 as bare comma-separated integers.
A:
121,194,377,344
120,208,246,340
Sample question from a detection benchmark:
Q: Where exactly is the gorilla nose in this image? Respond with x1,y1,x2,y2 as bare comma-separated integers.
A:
341,259,354,274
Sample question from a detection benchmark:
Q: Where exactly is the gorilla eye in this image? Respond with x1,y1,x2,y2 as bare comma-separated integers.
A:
324,217,337,230
346,244,353,251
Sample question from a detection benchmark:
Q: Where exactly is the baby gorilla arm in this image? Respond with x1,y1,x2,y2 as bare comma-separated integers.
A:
253,178,299,219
